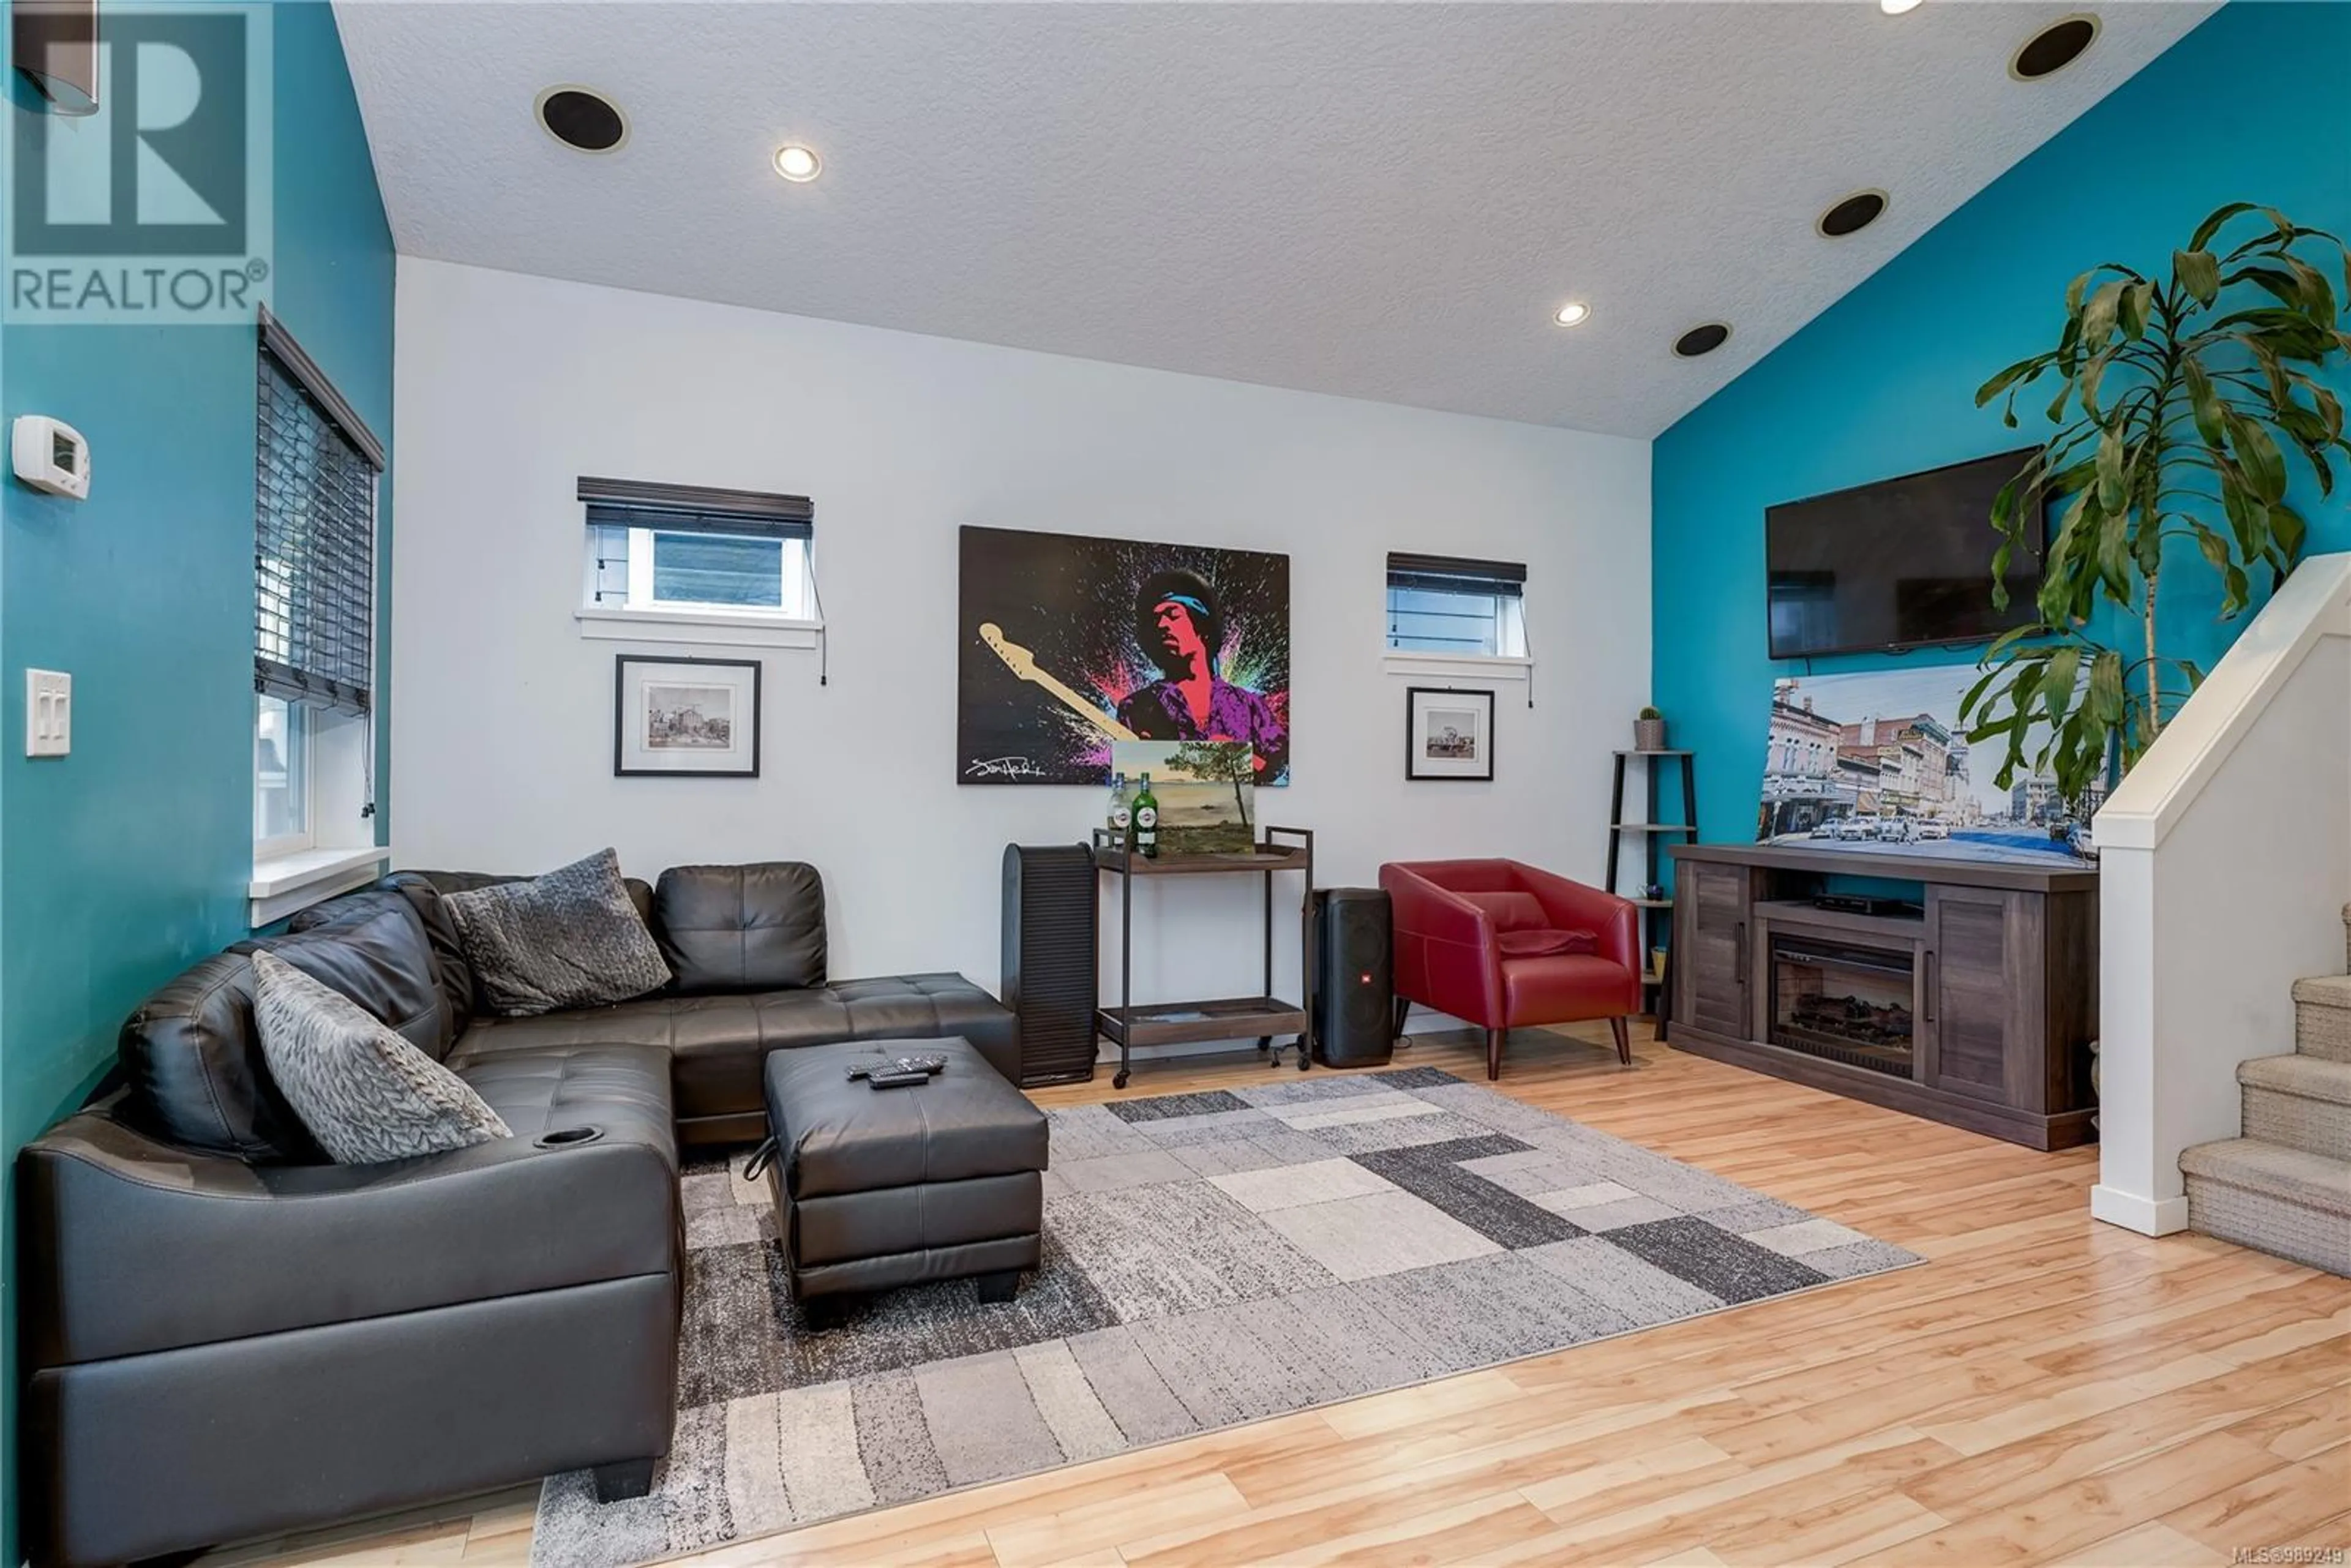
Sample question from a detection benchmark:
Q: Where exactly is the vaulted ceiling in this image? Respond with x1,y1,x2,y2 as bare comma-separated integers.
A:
334,2,2213,438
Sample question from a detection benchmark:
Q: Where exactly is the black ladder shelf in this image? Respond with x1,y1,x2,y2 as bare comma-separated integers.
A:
1605,750,1697,1039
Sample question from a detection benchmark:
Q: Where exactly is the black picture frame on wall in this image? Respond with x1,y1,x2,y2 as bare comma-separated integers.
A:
1404,687,1494,782
613,655,762,778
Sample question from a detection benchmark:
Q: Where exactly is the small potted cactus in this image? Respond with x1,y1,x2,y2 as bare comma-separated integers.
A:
1634,705,1668,752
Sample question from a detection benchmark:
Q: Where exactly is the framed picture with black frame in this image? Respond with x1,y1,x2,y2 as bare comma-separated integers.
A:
614,655,762,778
1404,687,1494,782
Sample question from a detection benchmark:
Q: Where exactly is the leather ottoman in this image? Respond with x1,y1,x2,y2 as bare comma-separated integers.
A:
758,1038,1049,1303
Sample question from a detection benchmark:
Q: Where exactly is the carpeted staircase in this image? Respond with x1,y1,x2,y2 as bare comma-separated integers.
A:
2178,905,2351,1277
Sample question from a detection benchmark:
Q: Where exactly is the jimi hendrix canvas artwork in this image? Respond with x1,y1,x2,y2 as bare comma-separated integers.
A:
957,525,1291,786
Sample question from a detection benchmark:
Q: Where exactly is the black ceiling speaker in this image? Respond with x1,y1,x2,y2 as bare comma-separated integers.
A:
1674,322,1733,358
536,86,629,152
2011,15,2100,80
1817,189,1889,239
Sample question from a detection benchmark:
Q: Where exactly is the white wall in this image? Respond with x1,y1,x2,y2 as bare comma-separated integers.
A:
391,258,1651,1018
2091,553,2351,1234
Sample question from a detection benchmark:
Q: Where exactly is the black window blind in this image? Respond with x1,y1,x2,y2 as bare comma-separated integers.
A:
255,312,381,718
1385,551,1528,599
577,476,814,540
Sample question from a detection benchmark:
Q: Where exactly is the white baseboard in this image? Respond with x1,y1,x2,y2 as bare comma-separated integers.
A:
2090,1184,2190,1236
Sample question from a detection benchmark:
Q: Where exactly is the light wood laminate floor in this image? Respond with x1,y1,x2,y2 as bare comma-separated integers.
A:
208,1023,2350,1568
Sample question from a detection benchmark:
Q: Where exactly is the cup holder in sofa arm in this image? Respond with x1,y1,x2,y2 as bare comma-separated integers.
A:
534,1125,604,1149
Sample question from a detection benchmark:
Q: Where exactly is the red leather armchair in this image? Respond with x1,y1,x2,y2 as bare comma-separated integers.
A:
1378,859,1642,1080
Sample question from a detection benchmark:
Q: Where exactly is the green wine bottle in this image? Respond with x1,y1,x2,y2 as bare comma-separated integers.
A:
1107,771,1131,849
1133,772,1160,859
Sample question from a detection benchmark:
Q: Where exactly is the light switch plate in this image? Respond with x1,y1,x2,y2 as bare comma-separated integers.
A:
26,669,70,757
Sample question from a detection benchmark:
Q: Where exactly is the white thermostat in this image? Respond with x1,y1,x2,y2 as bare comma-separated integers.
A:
13,416,90,500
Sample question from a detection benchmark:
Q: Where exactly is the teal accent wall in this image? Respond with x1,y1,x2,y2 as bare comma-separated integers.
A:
1652,2,2351,857
0,4,393,1557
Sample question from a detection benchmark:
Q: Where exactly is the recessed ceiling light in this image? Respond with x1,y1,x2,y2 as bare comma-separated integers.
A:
1673,322,1733,358
1817,189,1890,239
1553,301,1592,328
1880,0,1924,14
773,144,822,182
534,85,628,154
2011,14,2100,80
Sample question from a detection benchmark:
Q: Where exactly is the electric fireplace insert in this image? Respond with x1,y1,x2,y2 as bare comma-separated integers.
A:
1769,935,1916,1078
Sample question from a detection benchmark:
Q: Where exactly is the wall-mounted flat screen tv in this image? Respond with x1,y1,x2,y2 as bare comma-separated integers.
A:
1766,448,2045,660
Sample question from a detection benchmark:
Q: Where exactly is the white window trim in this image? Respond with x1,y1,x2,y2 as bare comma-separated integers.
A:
1381,651,1534,682
256,696,312,860
250,844,392,926
581,526,820,647
575,605,822,648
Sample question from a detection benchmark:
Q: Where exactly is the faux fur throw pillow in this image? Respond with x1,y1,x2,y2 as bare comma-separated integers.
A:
443,848,672,1016
251,951,511,1164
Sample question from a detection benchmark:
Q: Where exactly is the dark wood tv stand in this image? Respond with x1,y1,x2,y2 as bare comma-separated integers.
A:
1667,843,2098,1150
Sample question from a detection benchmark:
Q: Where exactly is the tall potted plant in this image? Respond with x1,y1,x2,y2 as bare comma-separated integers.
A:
1960,204,2350,805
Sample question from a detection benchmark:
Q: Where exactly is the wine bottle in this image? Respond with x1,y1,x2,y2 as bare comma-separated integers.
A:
1107,771,1131,849
1133,772,1160,859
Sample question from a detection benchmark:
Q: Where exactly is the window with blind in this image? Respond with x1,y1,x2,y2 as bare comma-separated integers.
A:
579,478,816,622
1385,552,1528,658
254,310,383,856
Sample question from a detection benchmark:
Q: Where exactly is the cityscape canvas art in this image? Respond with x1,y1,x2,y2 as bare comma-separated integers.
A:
1755,666,2099,865
614,656,762,778
958,526,1291,786
1405,688,1495,781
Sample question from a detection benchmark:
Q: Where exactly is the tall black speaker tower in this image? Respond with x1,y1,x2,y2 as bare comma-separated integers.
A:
1002,844,1099,1086
1312,887,1394,1066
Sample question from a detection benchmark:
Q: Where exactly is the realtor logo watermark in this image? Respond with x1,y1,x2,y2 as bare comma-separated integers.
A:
6,2,273,324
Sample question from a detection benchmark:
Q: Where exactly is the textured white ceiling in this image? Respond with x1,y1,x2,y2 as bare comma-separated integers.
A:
334,2,2214,439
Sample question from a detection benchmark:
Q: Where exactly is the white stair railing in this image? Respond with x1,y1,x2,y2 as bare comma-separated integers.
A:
2091,552,2351,1235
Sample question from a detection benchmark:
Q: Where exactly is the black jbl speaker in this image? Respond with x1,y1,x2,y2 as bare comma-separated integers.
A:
1002,844,1099,1086
1312,888,1394,1067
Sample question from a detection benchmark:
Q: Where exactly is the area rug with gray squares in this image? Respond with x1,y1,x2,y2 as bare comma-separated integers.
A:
531,1067,1921,1566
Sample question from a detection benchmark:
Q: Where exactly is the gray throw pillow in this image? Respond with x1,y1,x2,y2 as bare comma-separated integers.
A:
444,848,672,1016
251,951,512,1165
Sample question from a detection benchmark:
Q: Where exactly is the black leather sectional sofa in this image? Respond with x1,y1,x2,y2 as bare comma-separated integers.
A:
16,861,1015,1568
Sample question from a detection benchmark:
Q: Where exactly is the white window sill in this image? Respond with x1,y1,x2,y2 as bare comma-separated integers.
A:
576,606,821,649
1382,651,1533,682
250,844,391,926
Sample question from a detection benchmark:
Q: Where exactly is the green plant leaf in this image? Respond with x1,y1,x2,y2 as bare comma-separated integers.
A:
2219,470,2261,557
2089,650,2127,726
2181,659,2206,693
2192,523,2231,575
2191,203,2258,252
2231,266,2305,312
2118,281,2150,341
2094,423,2128,511
1960,662,2007,723
2174,248,2221,304
2047,457,2097,495
2080,279,2124,348
2080,351,2113,419
2270,502,2308,561
1976,359,2045,408
2229,412,2289,503
2096,508,2132,602
2183,358,2229,446
2042,647,2083,726
2282,253,2339,330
